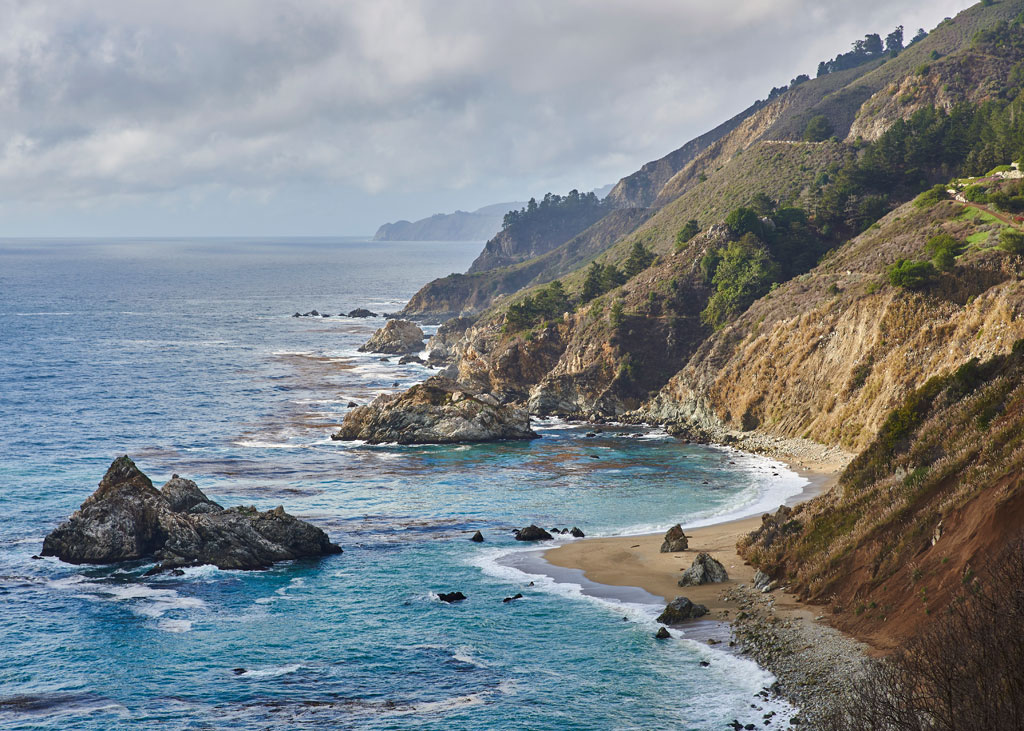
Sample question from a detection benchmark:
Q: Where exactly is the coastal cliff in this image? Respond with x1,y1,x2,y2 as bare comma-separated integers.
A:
383,0,1024,675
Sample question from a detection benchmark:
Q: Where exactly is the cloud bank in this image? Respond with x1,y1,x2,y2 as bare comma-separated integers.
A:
0,0,974,235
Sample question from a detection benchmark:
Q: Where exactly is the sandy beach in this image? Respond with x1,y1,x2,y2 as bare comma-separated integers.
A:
543,455,844,622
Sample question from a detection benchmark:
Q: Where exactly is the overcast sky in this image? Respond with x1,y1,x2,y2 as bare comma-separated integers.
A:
0,0,974,237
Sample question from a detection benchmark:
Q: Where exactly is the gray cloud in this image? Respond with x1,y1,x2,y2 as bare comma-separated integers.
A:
0,0,974,235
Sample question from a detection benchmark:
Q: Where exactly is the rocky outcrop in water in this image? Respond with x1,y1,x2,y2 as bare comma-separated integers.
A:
358,320,425,355
514,525,553,541
346,308,378,318
331,377,537,444
660,524,689,553
41,457,342,571
656,596,709,624
678,552,729,587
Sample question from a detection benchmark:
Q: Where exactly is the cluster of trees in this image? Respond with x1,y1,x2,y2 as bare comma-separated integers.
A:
501,189,604,230
503,280,570,331
504,241,658,331
675,219,700,249
700,199,831,330
815,26,923,78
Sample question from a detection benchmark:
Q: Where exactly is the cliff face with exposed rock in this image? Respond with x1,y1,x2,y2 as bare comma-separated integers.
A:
378,0,1024,647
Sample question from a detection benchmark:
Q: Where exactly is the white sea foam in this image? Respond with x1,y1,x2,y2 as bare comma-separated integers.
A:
48,576,206,631
237,664,303,678
471,545,796,723
157,619,193,633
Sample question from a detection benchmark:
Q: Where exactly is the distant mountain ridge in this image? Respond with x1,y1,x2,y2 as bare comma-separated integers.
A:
373,202,525,242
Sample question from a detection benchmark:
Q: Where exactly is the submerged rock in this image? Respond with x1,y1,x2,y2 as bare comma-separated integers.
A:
470,530,484,543
438,591,466,603
398,355,424,365
331,377,537,444
41,456,342,572
678,552,729,587
656,596,709,624
655,627,671,639
514,525,553,541
358,319,425,355
660,524,689,553
502,593,523,603
346,308,378,318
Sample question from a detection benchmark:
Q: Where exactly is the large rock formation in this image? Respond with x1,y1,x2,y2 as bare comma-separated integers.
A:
678,552,729,587
358,320,425,355
331,377,538,445
656,596,709,624
41,457,342,572
660,524,689,553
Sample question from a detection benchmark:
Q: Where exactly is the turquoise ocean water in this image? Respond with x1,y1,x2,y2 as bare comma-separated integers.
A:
0,238,801,729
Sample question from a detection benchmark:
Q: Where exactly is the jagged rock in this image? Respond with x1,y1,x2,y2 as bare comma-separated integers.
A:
470,530,484,542
398,355,424,365
292,312,301,317
753,570,777,592
514,525,553,541
41,457,342,572
660,524,689,553
502,593,523,603
570,527,585,538
347,401,358,408
346,308,378,318
656,596,709,624
438,591,466,603
358,319,425,355
331,377,537,444
678,552,729,586
655,627,671,639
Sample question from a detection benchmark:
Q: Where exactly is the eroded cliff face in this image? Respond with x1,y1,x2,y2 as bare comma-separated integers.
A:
644,201,1024,452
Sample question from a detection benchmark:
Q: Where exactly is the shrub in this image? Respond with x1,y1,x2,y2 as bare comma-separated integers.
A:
925,233,964,271
962,184,989,203
675,220,700,250
914,184,948,208
803,114,834,142
887,259,936,290
999,228,1024,254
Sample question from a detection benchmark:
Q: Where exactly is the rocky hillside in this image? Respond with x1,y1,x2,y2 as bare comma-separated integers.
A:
644,196,1024,451
374,201,524,242
385,2,1024,655
739,342,1024,649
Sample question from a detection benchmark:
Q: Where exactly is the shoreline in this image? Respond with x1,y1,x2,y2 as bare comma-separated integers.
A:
536,438,870,725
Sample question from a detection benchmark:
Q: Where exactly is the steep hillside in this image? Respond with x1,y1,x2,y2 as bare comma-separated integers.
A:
739,342,1024,649
399,208,651,321
604,100,765,209
644,196,1024,451
467,191,609,273
374,201,524,242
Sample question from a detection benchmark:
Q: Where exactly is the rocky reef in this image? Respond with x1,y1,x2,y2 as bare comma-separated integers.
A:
331,376,537,445
41,456,342,572
358,319,425,355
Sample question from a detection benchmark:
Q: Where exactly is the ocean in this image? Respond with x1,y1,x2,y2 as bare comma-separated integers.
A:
0,238,802,729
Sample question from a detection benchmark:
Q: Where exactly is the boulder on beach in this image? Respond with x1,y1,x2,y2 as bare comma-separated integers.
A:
358,319,425,355
569,527,585,538
660,524,689,553
331,376,537,445
514,525,553,541
656,596,709,624
41,456,342,572
346,308,378,318
678,552,729,587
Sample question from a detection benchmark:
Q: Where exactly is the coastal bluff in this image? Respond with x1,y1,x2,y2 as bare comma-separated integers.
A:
42,456,342,572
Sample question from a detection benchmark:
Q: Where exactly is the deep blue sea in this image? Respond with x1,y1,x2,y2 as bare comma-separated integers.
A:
0,238,803,730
